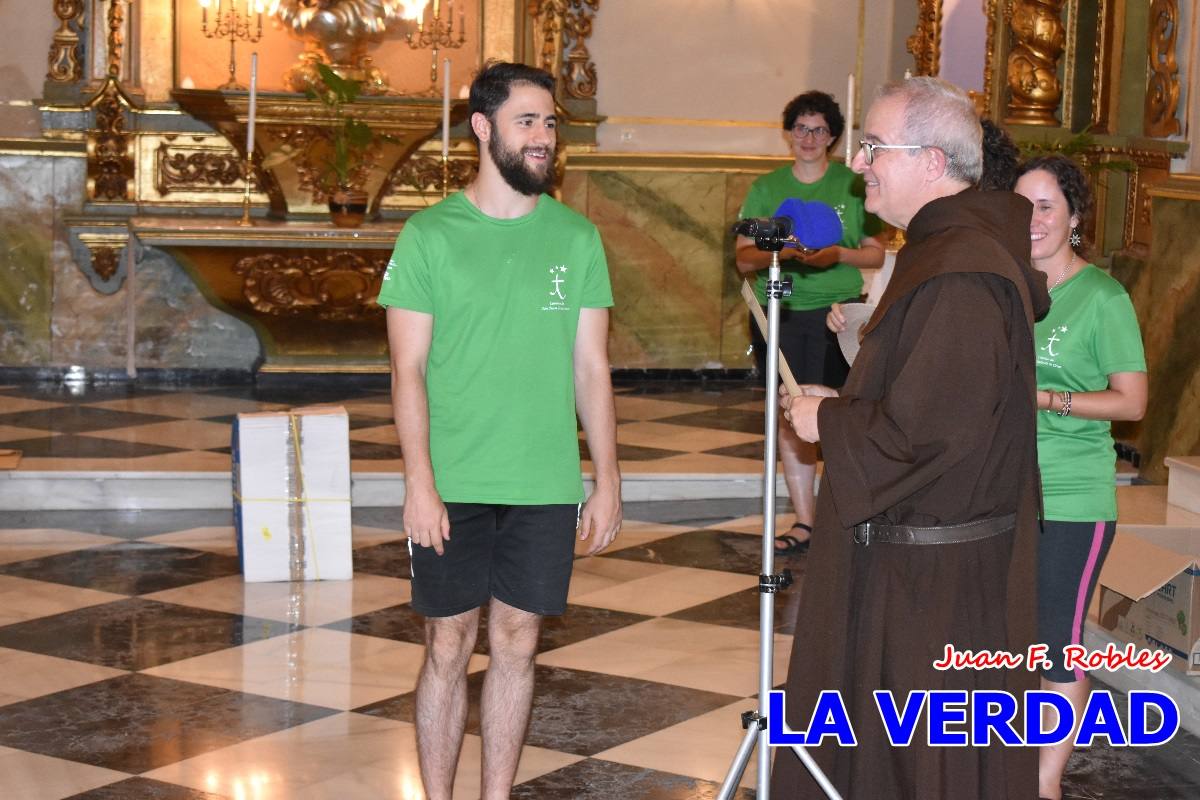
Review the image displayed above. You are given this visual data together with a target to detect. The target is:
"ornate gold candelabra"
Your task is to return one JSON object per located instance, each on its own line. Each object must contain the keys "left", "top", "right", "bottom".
{"left": 199, "top": 0, "right": 265, "bottom": 90}
{"left": 407, "top": 0, "right": 465, "bottom": 86}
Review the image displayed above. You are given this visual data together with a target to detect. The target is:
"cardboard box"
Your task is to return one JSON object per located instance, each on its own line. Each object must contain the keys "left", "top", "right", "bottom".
{"left": 1097, "top": 525, "right": 1200, "bottom": 675}
{"left": 232, "top": 405, "right": 353, "bottom": 583}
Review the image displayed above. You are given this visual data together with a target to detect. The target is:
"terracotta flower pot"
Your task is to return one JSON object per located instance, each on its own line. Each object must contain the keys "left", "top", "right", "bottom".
{"left": 328, "top": 188, "right": 369, "bottom": 228}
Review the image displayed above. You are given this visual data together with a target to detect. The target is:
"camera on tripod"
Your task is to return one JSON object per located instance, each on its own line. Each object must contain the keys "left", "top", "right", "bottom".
{"left": 732, "top": 216, "right": 796, "bottom": 252}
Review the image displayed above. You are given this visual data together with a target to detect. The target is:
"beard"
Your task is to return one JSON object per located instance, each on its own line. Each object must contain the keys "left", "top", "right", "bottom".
{"left": 488, "top": 130, "right": 556, "bottom": 196}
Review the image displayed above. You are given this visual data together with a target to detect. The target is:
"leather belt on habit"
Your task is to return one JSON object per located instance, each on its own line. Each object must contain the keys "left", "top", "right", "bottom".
{"left": 851, "top": 513, "right": 1016, "bottom": 547}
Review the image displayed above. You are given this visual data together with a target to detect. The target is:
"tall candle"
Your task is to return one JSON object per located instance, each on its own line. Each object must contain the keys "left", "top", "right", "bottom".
{"left": 844, "top": 72, "right": 855, "bottom": 164}
{"left": 247, "top": 52, "right": 258, "bottom": 157}
{"left": 442, "top": 57, "right": 451, "bottom": 160}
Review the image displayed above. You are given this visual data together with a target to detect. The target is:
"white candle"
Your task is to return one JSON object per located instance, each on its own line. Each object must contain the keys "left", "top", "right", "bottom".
{"left": 442, "top": 57, "right": 451, "bottom": 160}
{"left": 247, "top": 52, "right": 258, "bottom": 157}
{"left": 844, "top": 72, "right": 855, "bottom": 164}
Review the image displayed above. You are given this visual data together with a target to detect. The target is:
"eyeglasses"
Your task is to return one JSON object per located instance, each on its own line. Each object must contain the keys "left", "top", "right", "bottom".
{"left": 790, "top": 124, "right": 831, "bottom": 140}
{"left": 857, "top": 140, "right": 928, "bottom": 165}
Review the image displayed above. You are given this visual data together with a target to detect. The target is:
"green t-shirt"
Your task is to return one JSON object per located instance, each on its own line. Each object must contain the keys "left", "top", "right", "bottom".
{"left": 739, "top": 162, "right": 882, "bottom": 310}
{"left": 1035, "top": 264, "right": 1145, "bottom": 521}
{"left": 377, "top": 192, "right": 614, "bottom": 505}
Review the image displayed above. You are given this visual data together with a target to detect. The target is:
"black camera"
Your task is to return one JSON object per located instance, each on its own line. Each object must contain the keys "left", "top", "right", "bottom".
{"left": 731, "top": 216, "right": 794, "bottom": 252}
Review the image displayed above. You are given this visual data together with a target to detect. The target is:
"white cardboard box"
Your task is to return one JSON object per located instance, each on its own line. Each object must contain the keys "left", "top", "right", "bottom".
{"left": 232, "top": 405, "right": 353, "bottom": 583}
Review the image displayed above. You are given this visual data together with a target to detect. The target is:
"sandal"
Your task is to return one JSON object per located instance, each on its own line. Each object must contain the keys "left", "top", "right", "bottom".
{"left": 774, "top": 522, "right": 812, "bottom": 555}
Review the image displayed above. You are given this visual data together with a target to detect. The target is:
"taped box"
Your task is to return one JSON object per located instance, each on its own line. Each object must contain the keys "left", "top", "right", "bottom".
{"left": 232, "top": 405, "right": 353, "bottom": 583}
{"left": 1097, "top": 525, "right": 1200, "bottom": 676}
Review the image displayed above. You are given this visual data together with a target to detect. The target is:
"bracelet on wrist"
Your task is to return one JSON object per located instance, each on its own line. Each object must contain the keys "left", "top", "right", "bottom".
{"left": 1056, "top": 389, "right": 1073, "bottom": 418}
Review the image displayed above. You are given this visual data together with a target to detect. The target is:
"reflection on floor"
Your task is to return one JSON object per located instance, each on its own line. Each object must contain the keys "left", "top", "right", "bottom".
{"left": 0, "top": 381, "right": 1195, "bottom": 798}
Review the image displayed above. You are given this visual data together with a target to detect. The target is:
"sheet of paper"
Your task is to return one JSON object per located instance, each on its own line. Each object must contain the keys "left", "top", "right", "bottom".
{"left": 836, "top": 302, "right": 876, "bottom": 366}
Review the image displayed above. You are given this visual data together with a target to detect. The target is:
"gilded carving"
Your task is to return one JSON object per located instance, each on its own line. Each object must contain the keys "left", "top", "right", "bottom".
{"left": 85, "top": 0, "right": 136, "bottom": 201}
{"left": 47, "top": 0, "right": 85, "bottom": 83}
{"left": 90, "top": 246, "right": 120, "bottom": 282}
{"left": 385, "top": 154, "right": 476, "bottom": 196}
{"left": 906, "top": 0, "right": 943, "bottom": 76}
{"left": 155, "top": 139, "right": 254, "bottom": 196}
{"left": 233, "top": 252, "right": 389, "bottom": 321}
{"left": 982, "top": 0, "right": 999, "bottom": 105}
{"left": 272, "top": 0, "right": 417, "bottom": 93}
{"left": 529, "top": 0, "right": 599, "bottom": 100}
{"left": 1145, "top": 0, "right": 1181, "bottom": 137}
{"left": 1005, "top": 0, "right": 1067, "bottom": 125}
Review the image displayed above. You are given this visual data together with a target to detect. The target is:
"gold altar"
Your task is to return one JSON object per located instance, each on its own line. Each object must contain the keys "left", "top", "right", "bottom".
{"left": 130, "top": 216, "right": 404, "bottom": 371}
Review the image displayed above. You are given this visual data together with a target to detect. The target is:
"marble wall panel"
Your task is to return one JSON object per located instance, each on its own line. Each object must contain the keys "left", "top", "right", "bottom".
{"left": 51, "top": 247, "right": 261, "bottom": 371}
{"left": 1116, "top": 197, "right": 1200, "bottom": 481}
{"left": 583, "top": 171, "right": 731, "bottom": 369}
{"left": 0, "top": 155, "right": 75, "bottom": 366}
{"left": 0, "top": 151, "right": 259, "bottom": 372}
{"left": 721, "top": 173, "right": 758, "bottom": 369}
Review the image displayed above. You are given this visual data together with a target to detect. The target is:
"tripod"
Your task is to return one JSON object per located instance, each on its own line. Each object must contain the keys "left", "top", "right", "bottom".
{"left": 716, "top": 243, "right": 842, "bottom": 800}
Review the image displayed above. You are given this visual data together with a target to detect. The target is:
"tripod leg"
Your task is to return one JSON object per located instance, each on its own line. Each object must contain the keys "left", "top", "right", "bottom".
{"left": 716, "top": 723, "right": 759, "bottom": 800}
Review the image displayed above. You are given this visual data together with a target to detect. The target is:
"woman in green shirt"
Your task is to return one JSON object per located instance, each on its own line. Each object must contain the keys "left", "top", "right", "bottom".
{"left": 1014, "top": 155, "right": 1147, "bottom": 800}
{"left": 735, "top": 90, "right": 884, "bottom": 554}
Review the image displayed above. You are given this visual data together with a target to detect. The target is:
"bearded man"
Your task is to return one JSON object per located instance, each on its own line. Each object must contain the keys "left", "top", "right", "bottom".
{"left": 378, "top": 62, "right": 622, "bottom": 800}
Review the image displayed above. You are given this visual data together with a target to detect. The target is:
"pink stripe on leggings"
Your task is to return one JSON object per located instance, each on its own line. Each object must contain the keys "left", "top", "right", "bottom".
{"left": 1071, "top": 521, "right": 1108, "bottom": 681}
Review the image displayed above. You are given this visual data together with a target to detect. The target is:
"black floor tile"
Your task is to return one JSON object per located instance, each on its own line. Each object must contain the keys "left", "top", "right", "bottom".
{"left": 580, "top": 440, "right": 685, "bottom": 462}
{"left": 0, "top": 406, "right": 181, "bottom": 434}
{"left": 351, "top": 539, "right": 412, "bottom": 578}
{"left": 704, "top": 440, "right": 767, "bottom": 461}
{"left": 0, "top": 434, "right": 185, "bottom": 459}
{"left": 356, "top": 664, "right": 740, "bottom": 756}
{"left": 0, "top": 673, "right": 335, "bottom": 774}
{"left": 64, "top": 777, "right": 229, "bottom": 800}
{"left": 654, "top": 408, "right": 765, "bottom": 435}
{"left": 326, "top": 602, "right": 650, "bottom": 656}
{"left": 202, "top": 385, "right": 380, "bottom": 405}
{"left": 0, "top": 542, "right": 240, "bottom": 594}
{"left": 601, "top": 529, "right": 773, "bottom": 575}
{"left": 669, "top": 585, "right": 802, "bottom": 633}
{"left": 0, "top": 597, "right": 293, "bottom": 670}
{"left": 348, "top": 441, "right": 405, "bottom": 460}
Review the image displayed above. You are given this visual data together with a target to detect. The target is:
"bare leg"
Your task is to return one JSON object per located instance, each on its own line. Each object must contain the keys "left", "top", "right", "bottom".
{"left": 1038, "top": 675, "right": 1090, "bottom": 800}
{"left": 778, "top": 424, "right": 817, "bottom": 539}
{"left": 415, "top": 608, "right": 481, "bottom": 800}
{"left": 480, "top": 598, "right": 542, "bottom": 799}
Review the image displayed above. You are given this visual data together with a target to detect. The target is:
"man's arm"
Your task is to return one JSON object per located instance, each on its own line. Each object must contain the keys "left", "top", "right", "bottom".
{"left": 386, "top": 306, "right": 450, "bottom": 555}
{"left": 574, "top": 307, "right": 622, "bottom": 555}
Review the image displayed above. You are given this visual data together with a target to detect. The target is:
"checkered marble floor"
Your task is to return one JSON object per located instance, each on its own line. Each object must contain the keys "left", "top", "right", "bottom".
{"left": 0, "top": 381, "right": 771, "bottom": 475}
{"left": 0, "top": 382, "right": 1196, "bottom": 798}
{"left": 0, "top": 497, "right": 802, "bottom": 799}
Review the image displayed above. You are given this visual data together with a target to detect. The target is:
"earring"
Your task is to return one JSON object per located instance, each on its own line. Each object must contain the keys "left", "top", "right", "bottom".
{"left": 1069, "top": 227, "right": 1082, "bottom": 248}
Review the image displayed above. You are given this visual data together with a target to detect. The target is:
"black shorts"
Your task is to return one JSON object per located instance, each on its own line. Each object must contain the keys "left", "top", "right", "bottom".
{"left": 408, "top": 502, "right": 580, "bottom": 618}
{"left": 750, "top": 304, "right": 851, "bottom": 388}
{"left": 1037, "top": 519, "right": 1117, "bottom": 683}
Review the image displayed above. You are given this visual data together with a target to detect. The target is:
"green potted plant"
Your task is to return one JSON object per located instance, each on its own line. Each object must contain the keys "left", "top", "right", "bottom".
{"left": 300, "top": 63, "right": 379, "bottom": 226}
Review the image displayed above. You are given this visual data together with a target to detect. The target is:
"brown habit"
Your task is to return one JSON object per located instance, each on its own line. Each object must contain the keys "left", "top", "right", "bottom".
{"left": 771, "top": 190, "right": 1050, "bottom": 800}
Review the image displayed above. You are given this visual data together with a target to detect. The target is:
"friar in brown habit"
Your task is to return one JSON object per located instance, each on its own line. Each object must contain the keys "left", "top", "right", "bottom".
{"left": 773, "top": 78, "right": 1050, "bottom": 800}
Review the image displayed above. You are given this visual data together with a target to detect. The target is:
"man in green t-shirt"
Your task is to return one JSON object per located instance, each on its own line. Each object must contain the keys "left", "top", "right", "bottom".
{"left": 378, "top": 63, "right": 621, "bottom": 800}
